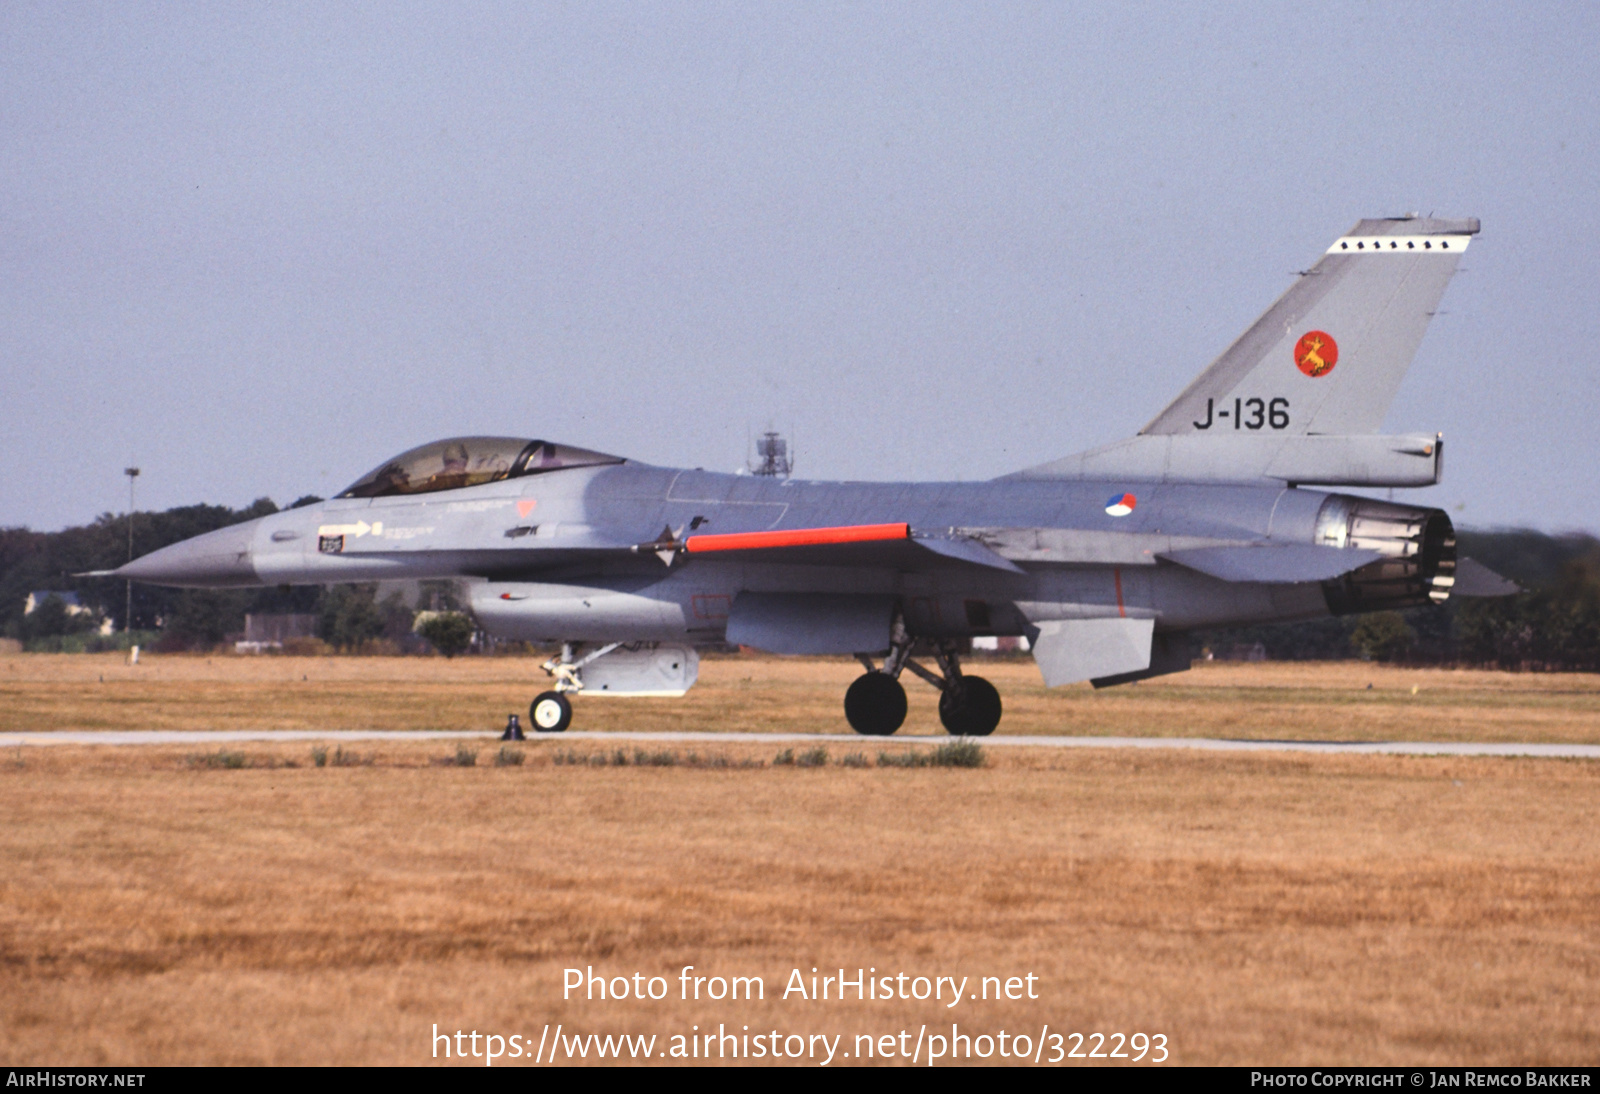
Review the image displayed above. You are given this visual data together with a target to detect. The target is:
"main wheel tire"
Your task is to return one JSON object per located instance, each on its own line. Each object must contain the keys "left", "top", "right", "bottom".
{"left": 938, "top": 675, "right": 1002, "bottom": 736}
{"left": 530, "top": 691, "right": 573, "bottom": 733}
{"left": 844, "top": 672, "right": 907, "bottom": 735}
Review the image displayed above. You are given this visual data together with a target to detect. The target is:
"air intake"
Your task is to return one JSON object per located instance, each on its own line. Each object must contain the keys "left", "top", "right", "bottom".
{"left": 1313, "top": 496, "right": 1457, "bottom": 614}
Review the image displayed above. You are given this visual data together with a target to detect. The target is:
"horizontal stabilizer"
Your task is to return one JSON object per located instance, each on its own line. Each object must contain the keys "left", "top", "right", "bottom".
{"left": 1031, "top": 617, "right": 1154, "bottom": 687}
{"left": 1161, "top": 544, "right": 1382, "bottom": 583}
{"left": 1451, "top": 556, "right": 1521, "bottom": 597}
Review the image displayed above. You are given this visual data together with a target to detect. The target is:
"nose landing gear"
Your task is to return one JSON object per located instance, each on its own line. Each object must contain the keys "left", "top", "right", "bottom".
{"left": 530, "top": 691, "right": 573, "bottom": 733}
{"left": 530, "top": 641, "right": 622, "bottom": 733}
{"left": 847, "top": 620, "right": 1003, "bottom": 737}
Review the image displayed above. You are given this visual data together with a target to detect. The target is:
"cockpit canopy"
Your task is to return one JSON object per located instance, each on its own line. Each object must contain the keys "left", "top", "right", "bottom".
{"left": 337, "top": 437, "right": 624, "bottom": 499}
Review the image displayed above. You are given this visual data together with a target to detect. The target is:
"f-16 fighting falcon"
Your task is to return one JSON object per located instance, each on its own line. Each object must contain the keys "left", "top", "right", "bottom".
{"left": 113, "top": 215, "right": 1516, "bottom": 736}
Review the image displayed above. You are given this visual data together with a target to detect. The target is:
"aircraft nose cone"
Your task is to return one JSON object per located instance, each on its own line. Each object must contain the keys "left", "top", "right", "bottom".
{"left": 117, "top": 520, "right": 261, "bottom": 587}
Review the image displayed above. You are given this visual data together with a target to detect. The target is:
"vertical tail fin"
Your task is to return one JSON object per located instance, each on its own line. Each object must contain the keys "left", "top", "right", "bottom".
{"left": 1142, "top": 216, "right": 1478, "bottom": 436}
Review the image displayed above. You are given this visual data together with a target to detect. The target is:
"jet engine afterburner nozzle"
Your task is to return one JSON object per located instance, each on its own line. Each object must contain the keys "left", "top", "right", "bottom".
{"left": 1314, "top": 495, "right": 1457, "bottom": 614}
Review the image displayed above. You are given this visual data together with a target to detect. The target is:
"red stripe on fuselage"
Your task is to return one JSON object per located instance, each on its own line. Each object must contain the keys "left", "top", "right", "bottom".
{"left": 1114, "top": 567, "right": 1126, "bottom": 618}
{"left": 685, "top": 522, "right": 910, "bottom": 553}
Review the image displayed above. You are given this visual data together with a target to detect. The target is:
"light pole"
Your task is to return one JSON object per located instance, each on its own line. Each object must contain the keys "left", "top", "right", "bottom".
{"left": 124, "top": 467, "right": 139, "bottom": 635}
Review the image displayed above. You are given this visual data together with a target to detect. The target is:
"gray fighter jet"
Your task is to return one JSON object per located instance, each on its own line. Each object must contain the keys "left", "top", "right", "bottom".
{"left": 115, "top": 215, "right": 1517, "bottom": 736}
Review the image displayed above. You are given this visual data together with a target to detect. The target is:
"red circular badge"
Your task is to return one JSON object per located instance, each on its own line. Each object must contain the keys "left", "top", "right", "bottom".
{"left": 1294, "top": 331, "right": 1338, "bottom": 378}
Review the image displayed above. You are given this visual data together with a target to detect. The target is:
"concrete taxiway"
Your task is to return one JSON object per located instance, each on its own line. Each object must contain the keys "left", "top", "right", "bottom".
{"left": 2, "top": 730, "right": 1598, "bottom": 759}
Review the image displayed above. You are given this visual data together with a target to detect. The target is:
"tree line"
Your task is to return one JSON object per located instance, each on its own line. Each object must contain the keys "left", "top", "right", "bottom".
{"left": 0, "top": 497, "right": 471, "bottom": 654}
{"left": 1193, "top": 529, "right": 1600, "bottom": 670}
{"left": 3, "top": 501, "right": 1598, "bottom": 669}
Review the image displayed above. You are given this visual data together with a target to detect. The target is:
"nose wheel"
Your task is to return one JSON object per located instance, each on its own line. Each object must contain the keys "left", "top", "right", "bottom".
{"left": 530, "top": 691, "right": 573, "bottom": 733}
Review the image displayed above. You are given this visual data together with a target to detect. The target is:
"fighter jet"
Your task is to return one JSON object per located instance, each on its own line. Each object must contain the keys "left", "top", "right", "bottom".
{"left": 114, "top": 215, "right": 1517, "bottom": 736}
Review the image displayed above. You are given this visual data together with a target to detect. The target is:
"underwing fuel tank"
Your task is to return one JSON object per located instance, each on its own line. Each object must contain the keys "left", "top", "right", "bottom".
{"left": 1314, "top": 495, "right": 1457, "bottom": 613}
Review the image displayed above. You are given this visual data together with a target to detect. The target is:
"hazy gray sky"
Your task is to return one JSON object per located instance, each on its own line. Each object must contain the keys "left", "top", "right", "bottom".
{"left": 3, "top": 2, "right": 1596, "bottom": 531}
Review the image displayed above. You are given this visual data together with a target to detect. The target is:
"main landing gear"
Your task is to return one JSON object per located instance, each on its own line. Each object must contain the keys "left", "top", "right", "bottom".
{"left": 846, "top": 619, "right": 1002, "bottom": 737}
{"left": 844, "top": 672, "right": 907, "bottom": 736}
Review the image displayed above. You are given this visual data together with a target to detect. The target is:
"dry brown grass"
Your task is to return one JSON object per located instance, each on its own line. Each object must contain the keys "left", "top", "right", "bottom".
{"left": 2, "top": 656, "right": 1599, "bottom": 1066}
{"left": 2, "top": 747, "right": 1598, "bottom": 1066}
{"left": 4, "top": 651, "right": 1600, "bottom": 743}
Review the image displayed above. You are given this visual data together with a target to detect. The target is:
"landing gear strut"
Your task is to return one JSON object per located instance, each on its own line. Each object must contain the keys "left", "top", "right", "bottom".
{"left": 846, "top": 617, "right": 1003, "bottom": 737}
{"left": 531, "top": 641, "right": 622, "bottom": 733}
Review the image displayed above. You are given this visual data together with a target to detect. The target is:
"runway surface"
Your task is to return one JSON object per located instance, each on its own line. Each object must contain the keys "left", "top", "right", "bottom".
{"left": 3, "top": 729, "right": 1598, "bottom": 758}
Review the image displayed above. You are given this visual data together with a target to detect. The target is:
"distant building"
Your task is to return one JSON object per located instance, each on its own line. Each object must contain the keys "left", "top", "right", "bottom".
{"left": 235, "top": 613, "right": 319, "bottom": 653}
